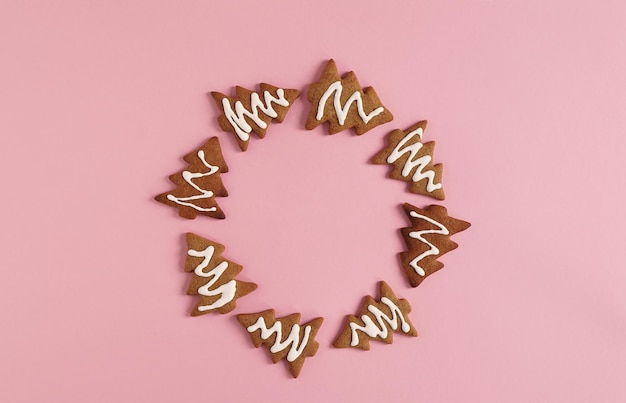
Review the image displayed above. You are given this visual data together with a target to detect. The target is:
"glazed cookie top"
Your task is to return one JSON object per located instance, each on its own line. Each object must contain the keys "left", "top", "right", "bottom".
{"left": 305, "top": 59, "right": 394, "bottom": 135}
{"left": 372, "top": 121, "right": 445, "bottom": 200}
{"left": 211, "top": 84, "right": 300, "bottom": 151}
{"left": 400, "top": 203, "right": 471, "bottom": 287}
{"left": 237, "top": 310, "right": 323, "bottom": 378}
{"left": 155, "top": 137, "right": 229, "bottom": 219}
{"left": 184, "top": 233, "right": 257, "bottom": 315}
{"left": 334, "top": 281, "right": 417, "bottom": 350}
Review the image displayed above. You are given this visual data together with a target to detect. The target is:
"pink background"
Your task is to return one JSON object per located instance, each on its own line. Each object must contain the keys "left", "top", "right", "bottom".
{"left": 1, "top": 1, "right": 625, "bottom": 402}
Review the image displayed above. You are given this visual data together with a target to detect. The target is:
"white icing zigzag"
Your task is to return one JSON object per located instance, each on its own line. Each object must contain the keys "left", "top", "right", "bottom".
{"left": 349, "top": 297, "right": 412, "bottom": 346}
{"left": 246, "top": 317, "right": 312, "bottom": 363}
{"left": 166, "top": 150, "right": 219, "bottom": 212}
{"left": 222, "top": 88, "right": 290, "bottom": 142}
{"left": 406, "top": 210, "right": 449, "bottom": 276}
{"left": 188, "top": 245, "right": 236, "bottom": 312}
{"left": 316, "top": 81, "right": 385, "bottom": 125}
{"left": 386, "top": 127, "right": 442, "bottom": 193}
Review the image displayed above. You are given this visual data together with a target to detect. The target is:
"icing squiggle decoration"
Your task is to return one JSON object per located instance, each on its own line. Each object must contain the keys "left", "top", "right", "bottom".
{"left": 349, "top": 297, "right": 412, "bottom": 347}
{"left": 155, "top": 137, "right": 228, "bottom": 219}
{"left": 247, "top": 317, "right": 312, "bottom": 363}
{"left": 316, "top": 81, "right": 385, "bottom": 125}
{"left": 185, "top": 233, "right": 257, "bottom": 316}
{"left": 166, "top": 150, "right": 219, "bottom": 212}
{"left": 400, "top": 204, "right": 471, "bottom": 288}
{"left": 222, "top": 89, "right": 290, "bottom": 142}
{"left": 238, "top": 311, "right": 322, "bottom": 377}
{"left": 386, "top": 127, "right": 443, "bottom": 193}
{"left": 305, "top": 59, "right": 393, "bottom": 135}
{"left": 407, "top": 210, "right": 449, "bottom": 276}
{"left": 188, "top": 245, "right": 236, "bottom": 312}
{"left": 333, "top": 281, "right": 417, "bottom": 350}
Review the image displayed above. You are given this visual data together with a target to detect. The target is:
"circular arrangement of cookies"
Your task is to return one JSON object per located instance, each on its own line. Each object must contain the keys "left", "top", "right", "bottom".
{"left": 154, "top": 59, "right": 470, "bottom": 378}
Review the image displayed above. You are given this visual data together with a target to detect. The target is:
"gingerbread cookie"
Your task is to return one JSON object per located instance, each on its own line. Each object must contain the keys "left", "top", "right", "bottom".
{"left": 334, "top": 281, "right": 417, "bottom": 350}
{"left": 154, "top": 137, "right": 229, "bottom": 219}
{"left": 237, "top": 310, "right": 323, "bottom": 378}
{"left": 400, "top": 203, "right": 471, "bottom": 287}
{"left": 372, "top": 120, "right": 445, "bottom": 200}
{"left": 185, "top": 233, "right": 257, "bottom": 316}
{"left": 211, "top": 83, "right": 300, "bottom": 151}
{"left": 305, "top": 59, "right": 393, "bottom": 135}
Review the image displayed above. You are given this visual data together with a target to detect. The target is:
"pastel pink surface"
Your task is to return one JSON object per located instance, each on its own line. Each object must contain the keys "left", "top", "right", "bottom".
{"left": 1, "top": 1, "right": 625, "bottom": 402}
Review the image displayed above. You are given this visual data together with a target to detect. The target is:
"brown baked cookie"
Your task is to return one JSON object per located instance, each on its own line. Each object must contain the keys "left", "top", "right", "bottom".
{"left": 154, "top": 137, "right": 229, "bottom": 219}
{"left": 305, "top": 59, "right": 393, "bottom": 135}
{"left": 371, "top": 121, "right": 445, "bottom": 200}
{"left": 211, "top": 84, "right": 300, "bottom": 151}
{"left": 237, "top": 310, "right": 323, "bottom": 378}
{"left": 334, "top": 281, "right": 417, "bottom": 350}
{"left": 400, "top": 203, "right": 471, "bottom": 287}
{"left": 185, "top": 233, "right": 257, "bottom": 316}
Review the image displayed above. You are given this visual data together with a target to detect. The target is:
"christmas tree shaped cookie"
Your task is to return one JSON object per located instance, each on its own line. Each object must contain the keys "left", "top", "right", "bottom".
{"left": 211, "top": 83, "right": 300, "bottom": 151}
{"left": 155, "top": 137, "right": 229, "bottom": 219}
{"left": 305, "top": 59, "right": 393, "bottom": 135}
{"left": 372, "top": 120, "right": 444, "bottom": 200}
{"left": 400, "top": 203, "right": 471, "bottom": 287}
{"left": 185, "top": 233, "right": 257, "bottom": 316}
{"left": 237, "top": 310, "right": 323, "bottom": 378}
{"left": 334, "top": 281, "right": 417, "bottom": 350}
